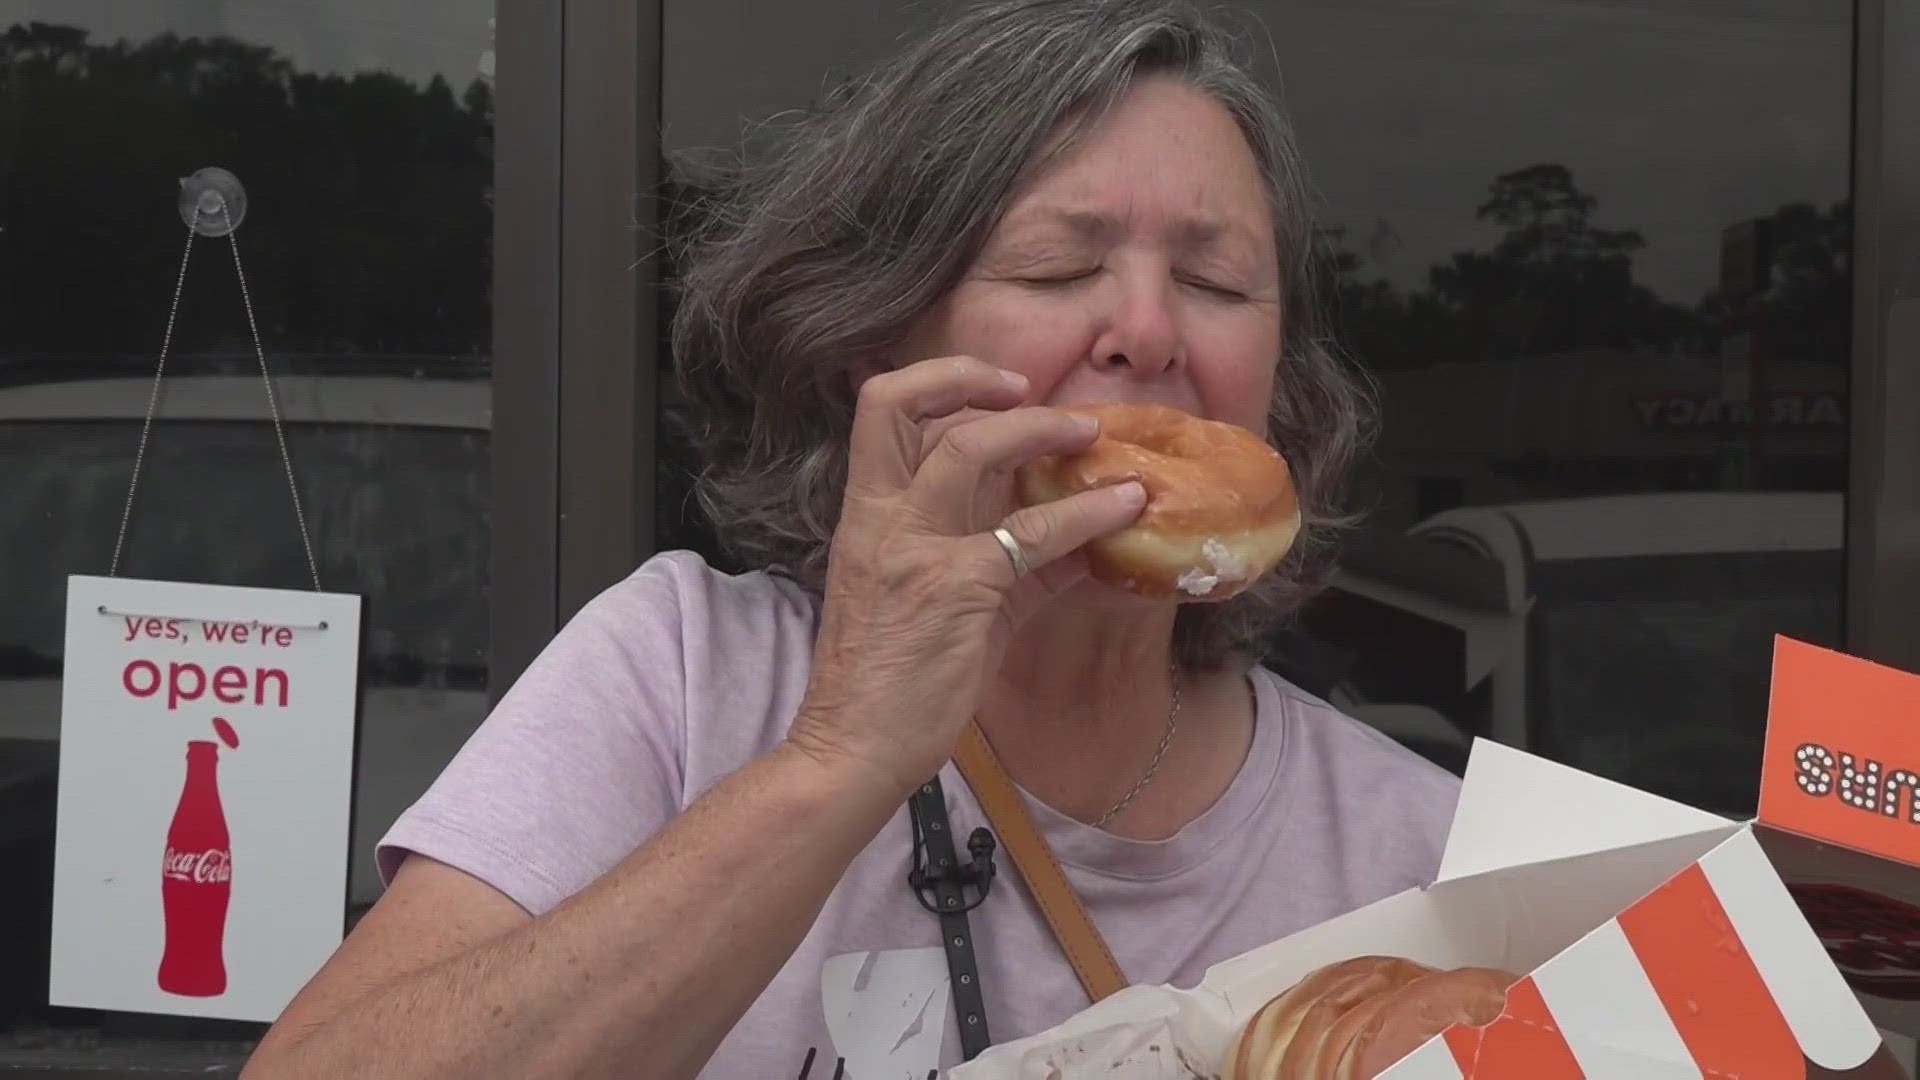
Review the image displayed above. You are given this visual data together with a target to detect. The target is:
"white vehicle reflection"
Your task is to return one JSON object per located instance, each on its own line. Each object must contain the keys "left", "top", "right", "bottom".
{"left": 1315, "top": 491, "right": 1844, "bottom": 817}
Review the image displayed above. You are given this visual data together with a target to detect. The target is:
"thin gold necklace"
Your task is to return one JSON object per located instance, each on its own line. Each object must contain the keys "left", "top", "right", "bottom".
{"left": 1093, "top": 660, "right": 1181, "bottom": 829}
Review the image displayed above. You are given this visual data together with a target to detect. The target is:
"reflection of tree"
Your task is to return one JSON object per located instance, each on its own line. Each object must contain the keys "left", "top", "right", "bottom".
{"left": 1316, "top": 224, "right": 1461, "bottom": 370}
{"left": 1432, "top": 164, "right": 1690, "bottom": 358}
{"left": 1320, "top": 163, "right": 1850, "bottom": 370}
{"left": 0, "top": 22, "right": 493, "bottom": 377}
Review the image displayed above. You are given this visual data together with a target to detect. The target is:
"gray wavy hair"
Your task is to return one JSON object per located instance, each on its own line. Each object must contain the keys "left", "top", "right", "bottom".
{"left": 669, "top": 0, "right": 1375, "bottom": 672}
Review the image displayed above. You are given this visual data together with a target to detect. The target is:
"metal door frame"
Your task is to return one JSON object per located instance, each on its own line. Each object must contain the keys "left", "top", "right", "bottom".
{"left": 1847, "top": 0, "right": 1920, "bottom": 673}
{"left": 491, "top": 0, "right": 663, "bottom": 700}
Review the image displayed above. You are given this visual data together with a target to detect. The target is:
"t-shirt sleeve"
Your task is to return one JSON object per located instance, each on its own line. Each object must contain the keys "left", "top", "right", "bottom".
{"left": 375, "top": 554, "right": 691, "bottom": 916}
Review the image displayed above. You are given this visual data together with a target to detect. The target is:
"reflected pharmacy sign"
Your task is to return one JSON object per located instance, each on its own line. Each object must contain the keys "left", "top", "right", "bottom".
{"left": 1633, "top": 393, "right": 1847, "bottom": 431}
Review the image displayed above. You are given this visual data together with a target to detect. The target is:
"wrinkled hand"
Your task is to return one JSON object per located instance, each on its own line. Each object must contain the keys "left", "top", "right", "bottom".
{"left": 785, "top": 355, "right": 1147, "bottom": 800}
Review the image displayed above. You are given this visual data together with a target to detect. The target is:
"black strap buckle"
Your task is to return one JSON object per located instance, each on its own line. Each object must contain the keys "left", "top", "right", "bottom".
{"left": 907, "top": 776, "right": 996, "bottom": 1061}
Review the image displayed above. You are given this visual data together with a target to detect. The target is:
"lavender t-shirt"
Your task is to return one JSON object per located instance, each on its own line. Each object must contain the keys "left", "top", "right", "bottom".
{"left": 376, "top": 550, "right": 1461, "bottom": 1078}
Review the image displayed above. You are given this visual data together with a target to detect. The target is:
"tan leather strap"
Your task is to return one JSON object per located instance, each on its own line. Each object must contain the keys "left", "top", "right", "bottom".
{"left": 951, "top": 721, "right": 1129, "bottom": 1004}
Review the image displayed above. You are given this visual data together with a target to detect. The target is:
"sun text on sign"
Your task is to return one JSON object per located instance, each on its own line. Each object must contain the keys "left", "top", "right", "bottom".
{"left": 1791, "top": 744, "right": 1920, "bottom": 825}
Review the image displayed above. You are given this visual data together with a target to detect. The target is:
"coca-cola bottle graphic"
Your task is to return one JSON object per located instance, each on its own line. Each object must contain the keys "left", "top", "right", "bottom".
{"left": 158, "top": 738, "right": 231, "bottom": 996}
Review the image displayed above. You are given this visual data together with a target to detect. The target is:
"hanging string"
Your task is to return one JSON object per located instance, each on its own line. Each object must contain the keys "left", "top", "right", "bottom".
{"left": 107, "top": 190, "right": 323, "bottom": 592}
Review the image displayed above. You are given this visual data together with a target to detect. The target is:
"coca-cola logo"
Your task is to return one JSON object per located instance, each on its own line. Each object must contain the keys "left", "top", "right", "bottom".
{"left": 1787, "top": 882, "right": 1920, "bottom": 1000}
{"left": 163, "top": 846, "right": 232, "bottom": 886}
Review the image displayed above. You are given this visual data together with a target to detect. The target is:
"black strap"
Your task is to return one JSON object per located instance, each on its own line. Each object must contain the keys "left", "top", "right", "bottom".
{"left": 906, "top": 776, "right": 997, "bottom": 1062}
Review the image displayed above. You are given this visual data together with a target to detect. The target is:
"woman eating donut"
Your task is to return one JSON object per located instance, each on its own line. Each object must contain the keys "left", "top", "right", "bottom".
{"left": 243, "top": 1, "right": 1468, "bottom": 1076}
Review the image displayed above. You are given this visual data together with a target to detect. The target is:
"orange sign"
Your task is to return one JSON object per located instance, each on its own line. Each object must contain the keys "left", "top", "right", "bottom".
{"left": 1759, "top": 636, "right": 1920, "bottom": 867}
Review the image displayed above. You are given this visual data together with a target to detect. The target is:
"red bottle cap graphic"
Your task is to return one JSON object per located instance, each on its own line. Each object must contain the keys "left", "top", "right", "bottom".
{"left": 212, "top": 717, "right": 239, "bottom": 750}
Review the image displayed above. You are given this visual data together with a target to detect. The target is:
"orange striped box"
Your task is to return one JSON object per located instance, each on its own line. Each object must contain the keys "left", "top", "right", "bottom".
{"left": 953, "top": 636, "right": 1916, "bottom": 1079}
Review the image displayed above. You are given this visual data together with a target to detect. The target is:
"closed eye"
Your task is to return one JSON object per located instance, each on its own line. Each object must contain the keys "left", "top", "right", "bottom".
{"left": 1181, "top": 277, "right": 1247, "bottom": 300}
{"left": 1016, "top": 269, "right": 1099, "bottom": 287}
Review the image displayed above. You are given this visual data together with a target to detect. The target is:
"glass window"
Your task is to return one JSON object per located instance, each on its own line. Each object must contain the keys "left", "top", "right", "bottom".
{"left": 1531, "top": 547, "right": 1842, "bottom": 812}
{"left": 658, "top": 0, "right": 1853, "bottom": 814}
{"left": 0, "top": 2, "right": 494, "bottom": 1050}
{"left": 1288, "top": 3, "right": 1852, "bottom": 813}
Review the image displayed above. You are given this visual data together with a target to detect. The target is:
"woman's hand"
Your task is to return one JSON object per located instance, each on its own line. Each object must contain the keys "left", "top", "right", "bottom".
{"left": 786, "top": 355, "right": 1148, "bottom": 800}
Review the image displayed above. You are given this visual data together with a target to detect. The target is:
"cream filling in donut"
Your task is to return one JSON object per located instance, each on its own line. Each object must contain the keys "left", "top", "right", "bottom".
{"left": 1175, "top": 537, "right": 1250, "bottom": 596}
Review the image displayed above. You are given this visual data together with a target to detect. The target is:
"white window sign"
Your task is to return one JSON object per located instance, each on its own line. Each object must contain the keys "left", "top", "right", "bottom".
{"left": 50, "top": 574, "right": 361, "bottom": 1024}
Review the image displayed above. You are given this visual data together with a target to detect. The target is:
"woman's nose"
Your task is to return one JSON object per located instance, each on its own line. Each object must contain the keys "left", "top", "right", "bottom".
{"left": 1088, "top": 274, "right": 1180, "bottom": 377}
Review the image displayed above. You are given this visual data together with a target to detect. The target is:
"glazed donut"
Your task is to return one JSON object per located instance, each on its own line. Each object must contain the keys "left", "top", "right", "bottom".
{"left": 1327, "top": 967, "right": 1518, "bottom": 1080}
{"left": 1224, "top": 957, "right": 1433, "bottom": 1080}
{"left": 1276, "top": 958, "right": 1435, "bottom": 1080}
{"left": 1013, "top": 403, "right": 1300, "bottom": 601}
{"left": 1224, "top": 957, "right": 1518, "bottom": 1080}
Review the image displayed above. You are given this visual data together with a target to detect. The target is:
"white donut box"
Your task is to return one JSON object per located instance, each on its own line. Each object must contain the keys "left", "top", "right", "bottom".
{"left": 950, "top": 636, "right": 1920, "bottom": 1078}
